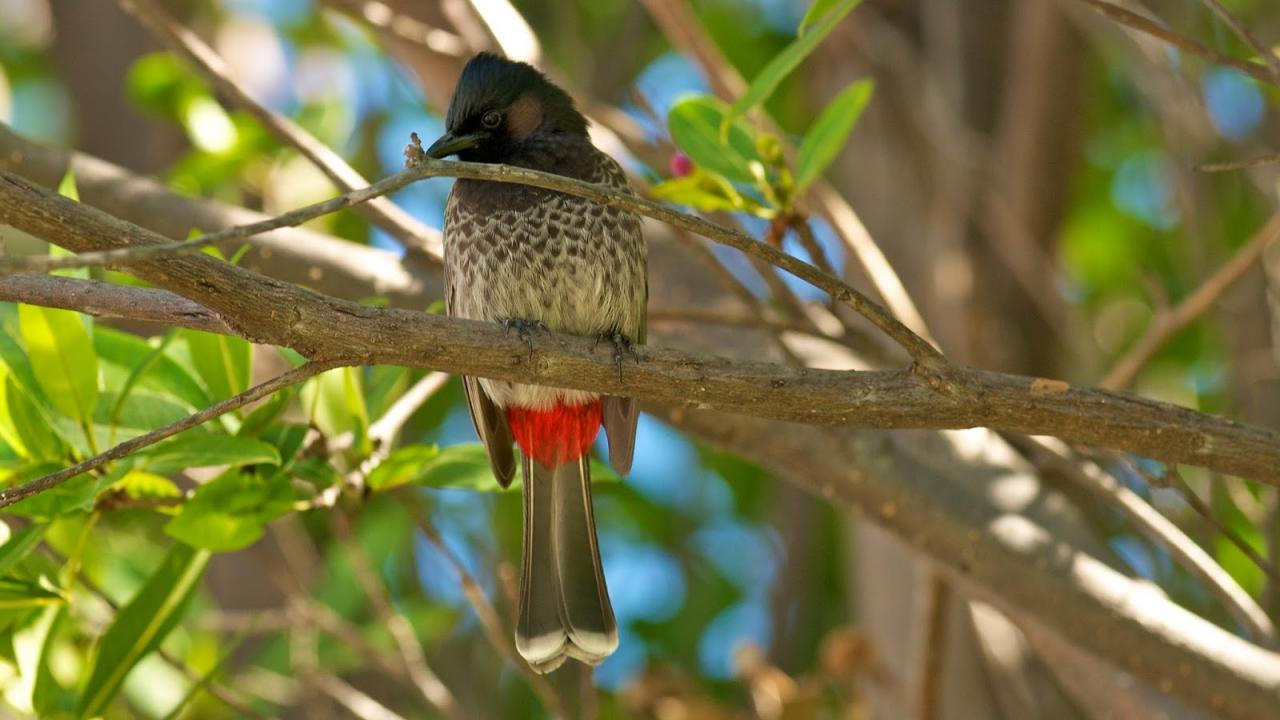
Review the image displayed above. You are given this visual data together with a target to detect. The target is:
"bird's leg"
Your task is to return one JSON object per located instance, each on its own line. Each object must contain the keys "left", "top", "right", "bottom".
{"left": 501, "top": 318, "right": 548, "bottom": 360}
{"left": 594, "top": 329, "right": 639, "bottom": 381}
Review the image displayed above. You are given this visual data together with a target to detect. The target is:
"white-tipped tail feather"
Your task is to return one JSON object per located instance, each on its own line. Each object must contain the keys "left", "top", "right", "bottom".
{"left": 516, "top": 455, "right": 618, "bottom": 673}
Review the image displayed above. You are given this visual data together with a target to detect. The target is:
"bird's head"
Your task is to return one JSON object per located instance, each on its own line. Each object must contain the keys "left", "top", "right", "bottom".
{"left": 426, "top": 53, "right": 589, "bottom": 163}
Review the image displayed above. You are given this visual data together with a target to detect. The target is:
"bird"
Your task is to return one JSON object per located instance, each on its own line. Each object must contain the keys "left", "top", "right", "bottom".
{"left": 423, "top": 52, "right": 647, "bottom": 674}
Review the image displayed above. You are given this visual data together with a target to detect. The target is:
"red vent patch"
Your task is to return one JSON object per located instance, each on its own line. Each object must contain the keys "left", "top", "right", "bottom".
{"left": 505, "top": 400, "right": 603, "bottom": 467}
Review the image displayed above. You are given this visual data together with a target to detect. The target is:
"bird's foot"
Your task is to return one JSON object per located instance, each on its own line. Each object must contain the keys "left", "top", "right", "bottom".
{"left": 501, "top": 318, "right": 548, "bottom": 360}
{"left": 594, "top": 330, "right": 639, "bottom": 381}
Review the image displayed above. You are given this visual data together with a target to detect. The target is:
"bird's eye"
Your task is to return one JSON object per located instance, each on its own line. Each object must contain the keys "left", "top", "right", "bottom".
{"left": 481, "top": 111, "right": 501, "bottom": 128}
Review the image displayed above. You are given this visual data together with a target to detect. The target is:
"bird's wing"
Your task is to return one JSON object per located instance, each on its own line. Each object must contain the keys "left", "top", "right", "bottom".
{"left": 602, "top": 170, "right": 646, "bottom": 476}
{"left": 445, "top": 210, "right": 516, "bottom": 488}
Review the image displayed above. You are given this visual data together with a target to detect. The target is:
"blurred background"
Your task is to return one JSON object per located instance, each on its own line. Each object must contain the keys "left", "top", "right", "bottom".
{"left": 0, "top": 0, "right": 1278, "bottom": 718}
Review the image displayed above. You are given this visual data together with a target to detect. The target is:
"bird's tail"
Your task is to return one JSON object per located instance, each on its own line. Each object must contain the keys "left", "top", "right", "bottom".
{"left": 515, "top": 453, "right": 618, "bottom": 673}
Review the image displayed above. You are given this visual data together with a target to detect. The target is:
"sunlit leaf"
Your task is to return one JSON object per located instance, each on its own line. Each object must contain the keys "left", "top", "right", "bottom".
{"left": 115, "top": 472, "right": 182, "bottom": 501}
{"left": 651, "top": 173, "right": 746, "bottom": 214}
{"left": 78, "top": 543, "right": 210, "bottom": 719}
{"left": 668, "top": 95, "right": 765, "bottom": 183}
{"left": 799, "top": 0, "right": 846, "bottom": 34}
{"left": 3, "top": 378, "right": 64, "bottom": 463}
{"left": 0, "top": 524, "right": 47, "bottom": 579}
{"left": 725, "top": 0, "right": 861, "bottom": 126}
{"left": 19, "top": 305, "right": 99, "bottom": 426}
{"left": 181, "top": 330, "right": 250, "bottom": 403}
{"left": 11, "top": 604, "right": 61, "bottom": 715}
{"left": 94, "top": 328, "right": 209, "bottom": 411}
{"left": 139, "top": 434, "right": 280, "bottom": 474}
{"left": 301, "top": 367, "right": 368, "bottom": 450}
{"left": 795, "top": 79, "right": 873, "bottom": 191}
{"left": 164, "top": 471, "right": 294, "bottom": 552}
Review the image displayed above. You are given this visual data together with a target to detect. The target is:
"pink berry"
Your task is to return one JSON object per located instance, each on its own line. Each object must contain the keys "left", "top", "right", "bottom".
{"left": 669, "top": 153, "right": 693, "bottom": 177}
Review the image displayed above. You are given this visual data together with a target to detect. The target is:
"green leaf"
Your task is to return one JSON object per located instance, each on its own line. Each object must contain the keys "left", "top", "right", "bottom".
{"left": 301, "top": 367, "right": 368, "bottom": 447}
{"left": 366, "top": 444, "right": 442, "bottom": 492}
{"left": 57, "top": 169, "right": 79, "bottom": 201}
{"left": 0, "top": 577, "right": 65, "bottom": 609}
{"left": 725, "top": 0, "right": 861, "bottom": 126}
{"left": 95, "top": 390, "right": 193, "bottom": 432}
{"left": 164, "top": 471, "right": 293, "bottom": 551}
{"left": 139, "top": 434, "right": 280, "bottom": 474}
{"left": 181, "top": 330, "right": 250, "bottom": 403}
{"left": 2, "top": 463, "right": 107, "bottom": 519}
{"left": 668, "top": 95, "right": 765, "bottom": 183}
{"left": 3, "top": 377, "right": 65, "bottom": 462}
{"left": 114, "top": 471, "right": 182, "bottom": 500}
{"left": 78, "top": 543, "right": 210, "bottom": 719}
{"left": 794, "top": 78, "right": 874, "bottom": 191}
{"left": 19, "top": 305, "right": 99, "bottom": 425}
{"left": 236, "top": 386, "right": 293, "bottom": 437}
{"left": 94, "top": 328, "right": 209, "bottom": 411}
{"left": 12, "top": 604, "right": 61, "bottom": 715}
{"left": 799, "top": 0, "right": 846, "bottom": 34}
{"left": 0, "top": 524, "right": 48, "bottom": 578}
{"left": 368, "top": 443, "right": 621, "bottom": 493}
{"left": 651, "top": 172, "right": 746, "bottom": 213}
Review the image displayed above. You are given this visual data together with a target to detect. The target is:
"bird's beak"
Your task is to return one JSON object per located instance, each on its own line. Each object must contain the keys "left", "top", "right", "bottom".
{"left": 425, "top": 131, "right": 483, "bottom": 159}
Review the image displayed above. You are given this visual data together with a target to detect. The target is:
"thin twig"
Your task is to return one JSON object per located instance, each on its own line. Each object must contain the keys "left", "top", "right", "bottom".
{"left": 332, "top": 512, "right": 465, "bottom": 720}
{"left": 0, "top": 361, "right": 340, "bottom": 509}
{"left": 1164, "top": 468, "right": 1280, "bottom": 592}
{"left": 0, "top": 167, "right": 430, "bottom": 273}
{"left": 1196, "top": 151, "right": 1280, "bottom": 173}
{"left": 1021, "top": 437, "right": 1277, "bottom": 645}
{"left": 309, "top": 672, "right": 408, "bottom": 720}
{"left": 323, "top": 0, "right": 469, "bottom": 56}
{"left": 117, "top": 0, "right": 438, "bottom": 257}
{"left": 1195, "top": 0, "right": 1280, "bottom": 80}
{"left": 368, "top": 372, "right": 449, "bottom": 447}
{"left": 1074, "top": 0, "right": 1280, "bottom": 87}
{"left": 1102, "top": 211, "right": 1280, "bottom": 389}
{"left": 401, "top": 496, "right": 567, "bottom": 719}
{"left": 402, "top": 145, "right": 943, "bottom": 364}
{"left": 914, "top": 575, "right": 949, "bottom": 720}
{"left": 639, "top": 0, "right": 938, "bottom": 347}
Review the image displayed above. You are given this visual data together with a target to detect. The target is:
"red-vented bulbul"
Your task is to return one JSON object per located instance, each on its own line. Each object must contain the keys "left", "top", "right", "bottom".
{"left": 425, "top": 53, "right": 646, "bottom": 674}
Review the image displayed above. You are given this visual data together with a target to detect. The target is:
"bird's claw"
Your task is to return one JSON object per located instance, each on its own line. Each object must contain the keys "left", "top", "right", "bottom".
{"left": 501, "top": 318, "right": 548, "bottom": 360}
{"left": 595, "top": 330, "right": 639, "bottom": 382}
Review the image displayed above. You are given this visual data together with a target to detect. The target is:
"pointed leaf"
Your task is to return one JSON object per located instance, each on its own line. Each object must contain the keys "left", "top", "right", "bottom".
{"left": 799, "top": 0, "right": 845, "bottom": 34}
{"left": 795, "top": 78, "right": 874, "bottom": 190}
{"left": 94, "top": 328, "right": 209, "bottom": 411}
{"left": 0, "top": 524, "right": 48, "bottom": 578}
{"left": 668, "top": 95, "right": 765, "bottom": 183}
{"left": 19, "top": 305, "right": 99, "bottom": 424}
{"left": 725, "top": 0, "right": 861, "bottom": 125}
{"left": 115, "top": 471, "right": 182, "bottom": 500}
{"left": 11, "top": 604, "right": 60, "bottom": 715}
{"left": 78, "top": 543, "right": 210, "bottom": 719}
{"left": 164, "top": 471, "right": 293, "bottom": 551}
{"left": 139, "top": 434, "right": 280, "bottom": 474}
{"left": 182, "top": 330, "right": 250, "bottom": 403}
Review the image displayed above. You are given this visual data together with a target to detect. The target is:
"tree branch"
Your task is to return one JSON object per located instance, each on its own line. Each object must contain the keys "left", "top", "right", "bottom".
{"left": 0, "top": 274, "right": 232, "bottom": 334}
{"left": 1074, "top": 0, "right": 1280, "bottom": 87}
{"left": 0, "top": 360, "right": 338, "bottom": 509}
{"left": 1102, "top": 210, "right": 1280, "bottom": 390}
{"left": 117, "top": 0, "right": 440, "bottom": 258}
{"left": 1, "top": 170, "right": 1277, "bottom": 484}
{"left": 0, "top": 123, "right": 438, "bottom": 306}
{"left": 668, "top": 408, "right": 1280, "bottom": 720}
{"left": 3, "top": 166, "right": 1279, "bottom": 718}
